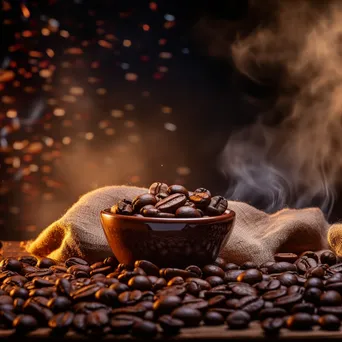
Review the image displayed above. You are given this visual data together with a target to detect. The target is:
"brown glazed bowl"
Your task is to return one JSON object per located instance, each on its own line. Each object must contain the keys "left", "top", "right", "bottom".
{"left": 100, "top": 209, "right": 235, "bottom": 268}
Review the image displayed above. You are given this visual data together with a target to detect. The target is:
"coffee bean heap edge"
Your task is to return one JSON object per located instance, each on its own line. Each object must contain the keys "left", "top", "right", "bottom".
{"left": 0, "top": 250, "right": 341, "bottom": 337}
{"left": 110, "top": 182, "right": 229, "bottom": 218}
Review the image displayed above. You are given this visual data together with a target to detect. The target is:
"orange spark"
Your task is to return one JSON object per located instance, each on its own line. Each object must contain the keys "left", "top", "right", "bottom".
{"left": 21, "top": 4, "right": 30, "bottom": 18}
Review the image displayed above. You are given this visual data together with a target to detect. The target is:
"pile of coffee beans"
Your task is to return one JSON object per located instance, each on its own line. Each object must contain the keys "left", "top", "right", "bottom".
{"left": 110, "top": 182, "right": 229, "bottom": 218}
{"left": 0, "top": 250, "right": 342, "bottom": 337}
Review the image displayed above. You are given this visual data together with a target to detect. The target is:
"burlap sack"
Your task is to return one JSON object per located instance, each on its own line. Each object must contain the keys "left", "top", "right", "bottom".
{"left": 26, "top": 185, "right": 333, "bottom": 265}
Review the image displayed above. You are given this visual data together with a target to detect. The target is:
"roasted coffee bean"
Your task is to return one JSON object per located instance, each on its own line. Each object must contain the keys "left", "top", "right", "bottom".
{"left": 47, "top": 296, "right": 72, "bottom": 312}
{"left": 141, "top": 207, "right": 160, "bottom": 217}
{"left": 50, "top": 266, "right": 67, "bottom": 274}
{"left": 231, "top": 284, "right": 257, "bottom": 298}
{"left": 37, "top": 258, "right": 56, "bottom": 269}
{"left": 110, "top": 317, "right": 134, "bottom": 334}
{"left": 225, "top": 270, "right": 244, "bottom": 282}
{"left": 167, "top": 276, "right": 184, "bottom": 286}
{"left": 185, "top": 282, "right": 200, "bottom": 296}
{"left": 55, "top": 278, "right": 71, "bottom": 297}
{"left": 320, "top": 290, "right": 342, "bottom": 306}
{"left": 118, "top": 271, "right": 140, "bottom": 284}
{"left": 257, "top": 280, "right": 281, "bottom": 292}
{"left": 158, "top": 314, "right": 184, "bottom": 335}
{"left": 304, "top": 277, "right": 324, "bottom": 289}
{"left": 237, "top": 269, "right": 262, "bottom": 285}
{"left": 171, "top": 306, "right": 202, "bottom": 327}
{"left": 208, "top": 295, "right": 226, "bottom": 308}
{"left": 155, "top": 193, "right": 187, "bottom": 213}
{"left": 164, "top": 268, "right": 196, "bottom": 281}
{"left": 175, "top": 206, "right": 201, "bottom": 218}
{"left": 4, "top": 275, "right": 28, "bottom": 287}
{"left": 287, "top": 285, "right": 305, "bottom": 295}
{"left": 0, "top": 258, "right": 22, "bottom": 272}
{"left": 9, "top": 287, "right": 28, "bottom": 299}
{"left": 206, "top": 276, "right": 224, "bottom": 288}
{"left": 305, "top": 265, "right": 326, "bottom": 278}
{"left": 156, "top": 212, "right": 176, "bottom": 218}
{"left": 128, "top": 275, "right": 152, "bottom": 291}
{"left": 134, "top": 260, "right": 159, "bottom": 277}
{"left": 261, "top": 317, "right": 284, "bottom": 335}
{"left": 112, "top": 304, "right": 147, "bottom": 317}
{"left": 241, "top": 261, "right": 258, "bottom": 270}
{"left": 118, "top": 290, "right": 142, "bottom": 305}
{"left": 18, "top": 256, "right": 38, "bottom": 266}
{"left": 203, "top": 311, "right": 225, "bottom": 326}
{"left": 90, "top": 266, "right": 112, "bottom": 276}
{"left": 0, "top": 310, "right": 16, "bottom": 327}
{"left": 268, "top": 262, "right": 297, "bottom": 274}
{"left": 131, "top": 320, "right": 158, "bottom": 337}
{"left": 304, "top": 287, "right": 322, "bottom": 304}
{"left": 287, "top": 312, "right": 314, "bottom": 330}
{"left": 319, "top": 314, "right": 341, "bottom": 331}
{"left": 13, "top": 314, "right": 38, "bottom": 333}
{"left": 13, "top": 297, "right": 25, "bottom": 312}
{"left": 33, "top": 277, "right": 54, "bottom": 288}
{"left": 167, "top": 185, "right": 189, "bottom": 197}
{"left": 277, "top": 273, "right": 298, "bottom": 287}
{"left": 225, "top": 298, "right": 240, "bottom": 309}
{"left": 67, "top": 264, "right": 91, "bottom": 276}
{"left": 73, "top": 302, "right": 108, "bottom": 314}
{"left": 72, "top": 313, "right": 87, "bottom": 332}
{"left": 224, "top": 263, "right": 239, "bottom": 271}
{"left": 182, "top": 298, "right": 208, "bottom": 311}
{"left": 153, "top": 295, "right": 182, "bottom": 315}
{"left": 318, "top": 306, "right": 342, "bottom": 318}
{"left": 111, "top": 199, "right": 133, "bottom": 215}
{"left": 65, "top": 257, "right": 89, "bottom": 268}
{"left": 300, "top": 251, "right": 319, "bottom": 262}
{"left": 185, "top": 278, "right": 211, "bottom": 291}
{"left": 291, "top": 303, "right": 315, "bottom": 314}
{"left": 262, "top": 288, "right": 287, "bottom": 301}
{"left": 226, "top": 310, "right": 251, "bottom": 329}
{"left": 296, "top": 257, "right": 317, "bottom": 274}
{"left": 185, "top": 265, "right": 202, "bottom": 278}
{"left": 202, "top": 265, "right": 225, "bottom": 279}
{"left": 236, "top": 296, "right": 264, "bottom": 315}
{"left": 109, "top": 282, "right": 129, "bottom": 294}
{"left": 274, "top": 293, "right": 303, "bottom": 309}
{"left": 0, "top": 295, "right": 14, "bottom": 305}
{"left": 329, "top": 263, "right": 342, "bottom": 273}
{"left": 206, "top": 196, "right": 228, "bottom": 216}
{"left": 94, "top": 288, "right": 117, "bottom": 306}
{"left": 320, "top": 251, "right": 337, "bottom": 266}
{"left": 149, "top": 182, "right": 169, "bottom": 196}
{"left": 72, "top": 284, "right": 101, "bottom": 301}
{"left": 326, "top": 273, "right": 342, "bottom": 284}
{"left": 153, "top": 278, "right": 167, "bottom": 291}
{"left": 188, "top": 191, "right": 210, "bottom": 209}
{"left": 274, "top": 253, "right": 298, "bottom": 263}
{"left": 259, "top": 308, "right": 287, "bottom": 321}
{"left": 49, "top": 311, "right": 74, "bottom": 330}
{"left": 86, "top": 309, "right": 109, "bottom": 330}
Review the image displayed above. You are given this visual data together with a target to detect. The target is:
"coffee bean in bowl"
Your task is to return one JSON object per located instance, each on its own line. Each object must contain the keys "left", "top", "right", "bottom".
{"left": 100, "top": 183, "right": 235, "bottom": 268}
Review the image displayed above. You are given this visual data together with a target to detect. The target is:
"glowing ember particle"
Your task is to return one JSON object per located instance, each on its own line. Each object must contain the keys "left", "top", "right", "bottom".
{"left": 159, "top": 39, "right": 167, "bottom": 45}
{"left": 29, "top": 164, "right": 39, "bottom": 172}
{"left": 159, "top": 66, "right": 168, "bottom": 72}
{"left": 164, "top": 122, "right": 177, "bottom": 131}
{"left": 85, "top": 132, "right": 94, "bottom": 140}
{"left": 61, "top": 62, "right": 71, "bottom": 68}
{"left": 65, "top": 48, "right": 83, "bottom": 55}
{"left": 91, "top": 61, "right": 100, "bottom": 68}
{"left": 159, "top": 52, "right": 172, "bottom": 59}
{"left": 111, "top": 109, "right": 124, "bottom": 118}
{"left": 164, "top": 22, "right": 175, "bottom": 29}
{"left": 41, "top": 28, "right": 50, "bottom": 36}
{"left": 164, "top": 14, "right": 175, "bottom": 21}
{"left": 69, "top": 87, "right": 84, "bottom": 95}
{"left": 162, "top": 106, "right": 172, "bottom": 114}
{"left": 48, "top": 18, "right": 60, "bottom": 31}
{"left": 62, "top": 95, "right": 77, "bottom": 103}
{"left": 128, "top": 134, "right": 141, "bottom": 143}
{"left": 22, "top": 30, "right": 33, "bottom": 38}
{"left": 27, "top": 142, "right": 43, "bottom": 153}
{"left": 43, "top": 84, "right": 52, "bottom": 91}
{"left": 39, "top": 69, "right": 53, "bottom": 78}
{"left": 1, "top": 96, "right": 15, "bottom": 104}
{"left": 149, "top": 2, "right": 157, "bottom": 10}
{"left": 124, "top": 104, "right": 135, "bottom": 111}
{"left": 53, "top": 108, "right": 65, "bottom": 117}
{"left": 105, "top": 34, "right": 117, "bottom": 41}
{"left": 0, "top": 70, "right": 15, "bottom": 82}
{"left": 13, "top": 141, "right": 28, "bottom": 150}
{"left": 131, "top": 175, "right": 140, "bottom": 183}
{"left": 12, "top": 157, "right": 21, "bottom": 168}
{"left": 62, "top": 137, "right": 71, "bottom": 145}
{"left": 24, "top": 87, "right": 36, "bottom": 93}
{"left": 124, "top": 120, "right": 135, "bottom": 128}
{"left": 60, "top": 30, "right": 70, "bottom": 38}
{"left": 176, "top": 166, "right": 191, "bottom": 176}
{"left": 123, "top": 40, "right": 131, "bottom": 47}
{"left": 46, "top": 49, "right": 54, "bottom": 57}
{"left": 96, "top": 88, "right": 107, "bottom": 95}
{"left": 142, "top": 24, "right": 150, "bottom": 31}
{"left": 44, "top": 137, "right": 54, "bottom": 147}
{"left": 6, "top": 110, "right": 17, "bottom": 118}
{"left": 125, "top": 73, "right": 138, "bottom": 81}
{"left": 98, "top": 120, "right": 109, "bottom": 129}
{"left": 43, "top": 193, "right": 54, "bottom": 201}
{"left": 98, "top": 40, "right": 112, "bottom": 49}
{"left": 153, "top": 72, "right": 163, "bottom": 80}
{"left": 105, "top": 128, "right": 115, "bottom": 135}
{"left": 47, "top": 98, "right": 57, "bottom": 105}
{"left": 29, "top": 51, "right": 43, "bottom": 58}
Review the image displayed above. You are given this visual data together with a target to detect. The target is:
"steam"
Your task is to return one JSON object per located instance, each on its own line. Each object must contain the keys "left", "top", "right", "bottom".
{"left": 211, "top": 0, "right": 342, "bottom": 215}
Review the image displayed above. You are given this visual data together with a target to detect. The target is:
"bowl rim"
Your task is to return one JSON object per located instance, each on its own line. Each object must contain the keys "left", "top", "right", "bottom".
{"left": 100, "top": 208, "right": 235, "bottom": 224}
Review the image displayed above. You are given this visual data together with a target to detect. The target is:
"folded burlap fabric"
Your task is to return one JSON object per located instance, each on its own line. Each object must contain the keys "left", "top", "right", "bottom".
{"left": 27, "top": 185, "right": 334, "bottom": 265}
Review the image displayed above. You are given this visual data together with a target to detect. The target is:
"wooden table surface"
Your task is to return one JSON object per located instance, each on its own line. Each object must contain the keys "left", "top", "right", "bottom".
{"left": 0, "top": 241, "right": 341, "bottom": 341}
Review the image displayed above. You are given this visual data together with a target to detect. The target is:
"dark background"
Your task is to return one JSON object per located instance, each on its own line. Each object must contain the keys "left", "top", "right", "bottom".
{"left": 1, "top": 0, "right": 340, "bottom": 240}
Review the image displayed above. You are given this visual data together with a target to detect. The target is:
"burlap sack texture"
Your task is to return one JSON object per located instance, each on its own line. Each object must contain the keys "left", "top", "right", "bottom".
{"left": 26, "top": 185, "right": 335, "bottom": 265}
